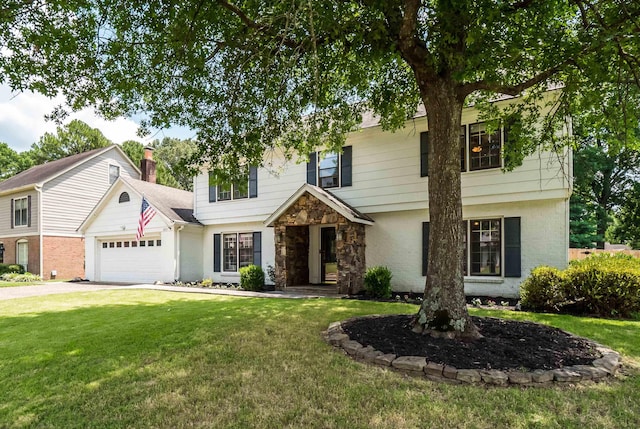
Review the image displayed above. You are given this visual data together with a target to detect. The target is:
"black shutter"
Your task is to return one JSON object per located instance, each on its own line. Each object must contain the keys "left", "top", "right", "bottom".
{"left": 420, "top": 132, "right": 429, "bottom": 177}
{"left": 253, "top": 231, "right": 262, "bottom": 267}
{"left": 504, "top": 217, "right": 521, "bottom": 277}
{"left": 422, "top": 222, "right": 430, "bottom": 276}
{"left": 306, "top": 152, "right": 317, "bottom": 185}
{"left": 341, "top": 146, "right": 352, "bottom": 187}
{"left": 27, "top": 195, "right": 31, "bottom": 228}
{"left": 208, "top": 172, "right": 216, "bottom": 203}
{"left": 213, "top": 233, "right": 221, "bottom": 272}
{"left": 249, "top": 166, "right": 258, "bottom": 198}
{"left": 10, "top": 198, "right": 14, "bottom": 229}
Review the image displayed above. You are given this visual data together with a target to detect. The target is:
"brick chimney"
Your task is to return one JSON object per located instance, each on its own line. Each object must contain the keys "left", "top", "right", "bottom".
{"left": 140, "top": 146, "right": 156, "bottom": 183}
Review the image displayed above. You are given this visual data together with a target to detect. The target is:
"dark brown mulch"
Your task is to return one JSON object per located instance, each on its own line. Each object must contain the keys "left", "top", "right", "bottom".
{"left": 342, "top": 315, "right": 601, "bottom": 371}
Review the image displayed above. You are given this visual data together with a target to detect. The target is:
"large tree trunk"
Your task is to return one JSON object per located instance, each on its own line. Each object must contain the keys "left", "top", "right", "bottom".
{"left": 412, "top": 78, "right": 481, "bottom": 340}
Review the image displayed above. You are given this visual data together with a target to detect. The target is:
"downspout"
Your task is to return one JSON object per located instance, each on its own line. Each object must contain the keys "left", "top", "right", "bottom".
{"left": 36, "top": 185, "right": 43, "bottom": 278}
{"left": 175, "top": 225, "right": 185, "bottom": 281}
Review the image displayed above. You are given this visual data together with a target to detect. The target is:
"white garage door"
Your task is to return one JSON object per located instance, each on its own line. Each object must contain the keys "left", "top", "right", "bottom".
{"left": 98, "top": 237, "right": 167, "bottom": 283}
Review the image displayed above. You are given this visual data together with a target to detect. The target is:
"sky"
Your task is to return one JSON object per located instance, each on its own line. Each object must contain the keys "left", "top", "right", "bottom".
{"left": 0, "top": 84, "right": 195, "bottom": 153}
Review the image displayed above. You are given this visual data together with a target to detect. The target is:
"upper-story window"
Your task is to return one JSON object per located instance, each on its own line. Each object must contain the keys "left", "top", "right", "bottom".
{"left": 14, "top": 197, "right": 28, "bottom": 227}
{"left": 468, "top": 123, "right": 501, "bottom": 171}
{"left": 209, "top": 167, "right": 258, "bottom": 203}
{"left": 109, "top": 165, "right": 120, "bottom": 184}
{"left": 307, "top": 147, "right": 352, "bottom": 189}
{"left": 420, "top": 122, "right": 504, "bottom": 177}
{"left": 318, "top": 152, "right": 339, "bottom": 188}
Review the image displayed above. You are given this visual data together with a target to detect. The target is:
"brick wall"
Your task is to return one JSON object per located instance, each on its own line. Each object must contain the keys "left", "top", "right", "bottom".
{"left": 42, "top": 236, "right": 85, "bottom": 280}
{"left": 0, "top": 235, "right": 40, "bottom": 274}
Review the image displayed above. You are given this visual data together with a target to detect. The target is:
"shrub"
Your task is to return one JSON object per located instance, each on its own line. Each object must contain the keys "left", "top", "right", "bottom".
{"left": 363, "top": 266, "right": 392, "bottom": 299}
{"left": 564, "top": 254, "right": 640, "bottom": 317}
{"left": 522, "top": 254, "right": 640, "bottom": 318}
{"left": 239, "top": 265, "right": 265, "bottom": 291}
{"left": 520, "top": 266, "right": 566, "bottom": 312}
{"left": 0, "top": 272, "right": 42, "bottom": 282}
{"left": 201, "top": 278, "right": 213, "bottom": 287}
{"left": 0, "top": 264, "right": 24, "bottom": 275}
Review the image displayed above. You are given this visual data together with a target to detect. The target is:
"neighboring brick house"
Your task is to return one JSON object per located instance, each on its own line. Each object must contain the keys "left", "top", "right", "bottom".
{"left": 0, "top": 145, "right": 139, "bottom": 279}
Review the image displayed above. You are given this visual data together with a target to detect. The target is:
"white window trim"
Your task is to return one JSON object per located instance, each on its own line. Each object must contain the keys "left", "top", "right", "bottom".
{"left": 317, "top": 151, "right": 342, "bottom": 189}
{"left": 108, "top": 164, "right": 120, "bottom": 184}
{"left": 217, "top": 181, "right": 249, "bottom": 202}
{"left": 221, "top": 231, "right": 255, "bottom": 272}
{"left": 461, "top": 122, "right": 504, "bottom": 174}
{"left": 13, "top": 196, "right": 29, "bottom": 228}
{"left": 463, "top": 217, "right": 504, "bottom": 278}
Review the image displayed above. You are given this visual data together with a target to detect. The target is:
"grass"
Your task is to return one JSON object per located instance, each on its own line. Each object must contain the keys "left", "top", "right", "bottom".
{"left": 0, "top": 291, "right": 638, "bottom": 428}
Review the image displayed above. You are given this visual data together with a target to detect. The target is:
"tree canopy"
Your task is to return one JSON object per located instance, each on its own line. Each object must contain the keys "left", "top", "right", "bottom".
{"left": 2, "top": 1, "right": 640, "bottom": 337}
{"left": 29, "top": 119, "right": 112, "bottom": 164}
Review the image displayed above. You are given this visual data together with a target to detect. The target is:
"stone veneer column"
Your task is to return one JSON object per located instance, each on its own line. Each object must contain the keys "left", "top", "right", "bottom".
{"left": 336, "top": 223, "right": 366, "bottom": 294}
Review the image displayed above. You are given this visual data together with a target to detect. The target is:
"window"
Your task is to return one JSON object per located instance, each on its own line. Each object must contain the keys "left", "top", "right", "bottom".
{"left": 119, "top": 192, "right": 130, "bottom": 203}
{"left": 102, "top": 242, "right": 108, "bottom": 249}
{"left": 14, "top": 197, "right": 28, "bottom": 227}
{"left": 318, "top": 152, "right": 339, "bottom": 188}
{"left": 209, "top": 167, "right": 257, "bottom": 202}
{"left": 140, "top": 240, "right": 146, "bottom": 247}
{"left": 223, "top": 234, "right": 237, "bottom": 272}
{"left": 214, "top": 232, "right": 261, "bottom": 272}
{"left": 156, "top": 240, "right": 162, "bottom": 247}
{"left": 217, "top": 181, "right": 248, "bottom": 201}
{"left": 0, "top": 242, "right": 4, "bottom": 264}
{"left": 116, "top": 242, "right": 122, "bottom": 248}
{"left": 124, "top": 241, "right": 130, "bottom": 248}
{"left": 467, "top": 219, "right": 501, "bottom": 276}
{"left": 421, "top": 123, "right": 504, "bottom": 176}
{"left": 423, "top": 218, "right": 520, "bottom": 278}
{"left": 109, "top": 165, "right": 120, "bottom": 184}
{"left": 307, "top": 147, "right": 352, "bottom": 188}
{"left": 109, "top": 242, "right": 115, "bottom": 248}
{"left": 131, "top": 241, "right": 138, "bottom": 248}
{"left": 468, "top": 123, "right": 501, "bottom": 171}
{"left": 148, "top": 240, "right": 154, "bottom": 247}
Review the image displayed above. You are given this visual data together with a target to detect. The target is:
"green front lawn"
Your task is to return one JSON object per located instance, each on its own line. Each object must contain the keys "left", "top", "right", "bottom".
{"left": 0, "top": 291, "right": 638, "bottom": 428}
{"left": 0, "top": 281, "right": 43, "bottom": 288}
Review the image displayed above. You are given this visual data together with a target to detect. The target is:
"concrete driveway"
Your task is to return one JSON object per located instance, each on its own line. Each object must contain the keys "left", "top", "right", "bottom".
{"left": 0, "top": 282, "right": 331, "bottom": 301}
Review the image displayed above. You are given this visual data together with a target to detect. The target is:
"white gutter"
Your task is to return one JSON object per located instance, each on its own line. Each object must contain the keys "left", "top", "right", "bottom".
{"left": 36, "top": 185, "right": 43, "bottom": 277}
{"left": 175, "top": 225, "right": 185, "bottom": 281}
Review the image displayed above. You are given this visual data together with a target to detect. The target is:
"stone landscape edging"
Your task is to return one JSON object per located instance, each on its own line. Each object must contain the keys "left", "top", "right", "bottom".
{"left": 324, "top": 315, "right": 621, "bottom": 387}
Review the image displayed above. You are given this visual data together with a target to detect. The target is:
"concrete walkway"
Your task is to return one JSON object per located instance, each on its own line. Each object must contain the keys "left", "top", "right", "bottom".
{"left": 0, "top": 282, "right": 338, "bottom": 301}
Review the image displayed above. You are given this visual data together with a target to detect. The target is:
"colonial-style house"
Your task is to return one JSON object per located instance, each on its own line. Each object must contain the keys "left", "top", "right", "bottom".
{"left": 0, "top": 145, "right": 139, "bottom": 279}
{"left": 78, "top": 92, "right": 571, "bottom": 298}
{"left": 193, "top": 93, "right": 571, "bottom": 298}
{"left": 79, "top": 151, "right": 203, "bottom": 283}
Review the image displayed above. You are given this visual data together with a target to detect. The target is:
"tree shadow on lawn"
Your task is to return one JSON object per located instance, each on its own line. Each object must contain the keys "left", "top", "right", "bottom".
{"left": 0, "top": 292, "right": 638, "bottom": 428}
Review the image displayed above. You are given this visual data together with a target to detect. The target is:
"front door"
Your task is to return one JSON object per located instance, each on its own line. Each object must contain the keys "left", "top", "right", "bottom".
{"left": 17, "top": 241, "right": 28, "bottom": 272}
{"left": 320, "top": 227, "right": 337, "bottom": 284}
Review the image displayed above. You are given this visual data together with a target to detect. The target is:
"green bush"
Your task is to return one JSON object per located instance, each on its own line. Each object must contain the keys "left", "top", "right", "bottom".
{"left": 564, "top": 254, "right": 640, "bottom": 317}
{"left": 364, "top": 266, "right": 393, "bottom": 299}
{"left": 239, "top": 265, "right": 265, "bottom": 291}
{"left": 521, "top": 254, "right": 640, "bottom": 318}
{"left": 0, "top": 272, "right": 42, "bottom": 282}
{"left": 520, "top": 266, "right": 566, "bottom": 312}
{"left": 0, "top": 264, "right": 25, "bottom": 275}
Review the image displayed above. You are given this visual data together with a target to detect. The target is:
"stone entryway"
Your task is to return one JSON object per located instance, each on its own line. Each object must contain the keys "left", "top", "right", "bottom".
{"left": 267, "top": 185, "right": 374, "bottom": 294}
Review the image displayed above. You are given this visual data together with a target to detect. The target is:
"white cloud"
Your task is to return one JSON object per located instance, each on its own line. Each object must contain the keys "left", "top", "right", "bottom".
{"left": 0, "top": 85, "right": 194, "bottom": 153}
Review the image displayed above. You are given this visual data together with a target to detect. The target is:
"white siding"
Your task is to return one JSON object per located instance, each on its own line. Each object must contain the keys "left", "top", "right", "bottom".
{"left": 42, "top": 149, "right": 139, "bottom": 235}
{"left": 365, "top": 199, "right": 569, "bottom": 297}
{"left": 179, "top": 225, "right": 204, "bottom": 282}
{"left": 0, "top": 190, "right": 39, "bottom": 237}
{"left": 194, "top": 108, "right": 569, "bottom": 224}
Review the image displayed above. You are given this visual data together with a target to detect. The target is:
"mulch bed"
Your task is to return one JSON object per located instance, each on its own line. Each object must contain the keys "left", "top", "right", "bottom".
{"left": 342, "top": 315, "right": 601, "bottom": 371}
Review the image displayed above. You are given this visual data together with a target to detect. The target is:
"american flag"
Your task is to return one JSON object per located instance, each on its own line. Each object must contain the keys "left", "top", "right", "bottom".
{"left": 136, "top": 196, "right": 156, "bottom": 241}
